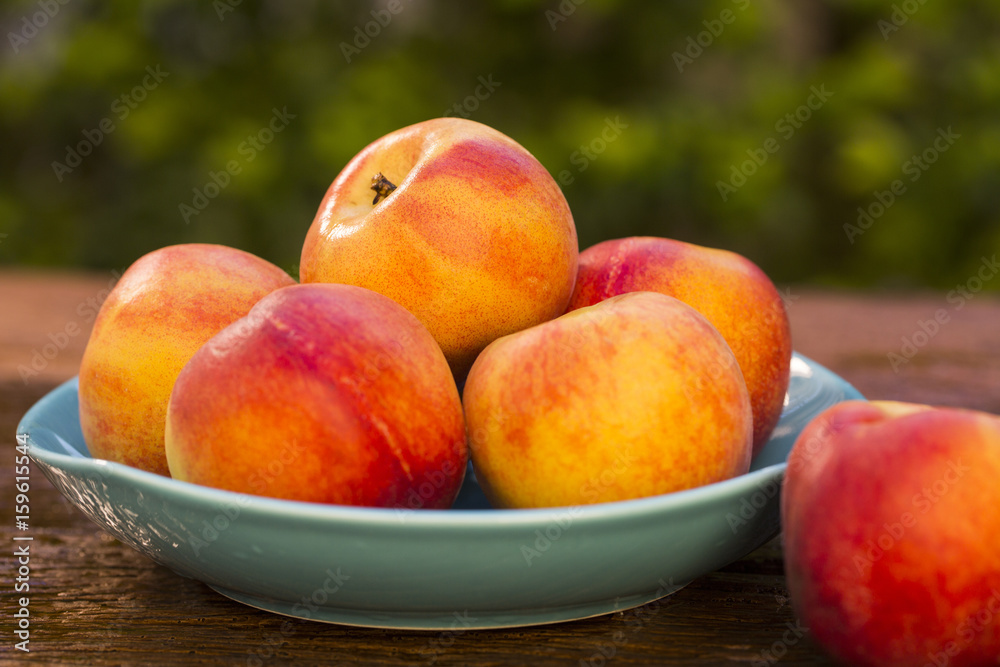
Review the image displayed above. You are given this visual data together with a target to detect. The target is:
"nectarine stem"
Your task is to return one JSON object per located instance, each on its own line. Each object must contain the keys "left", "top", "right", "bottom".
{"left": 371, "top": 173, "right": 397, "bottom": 205}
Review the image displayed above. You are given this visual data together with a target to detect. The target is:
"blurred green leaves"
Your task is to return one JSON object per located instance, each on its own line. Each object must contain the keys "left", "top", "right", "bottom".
{"left": 1, "top": 0, "right": 999, "bottom": 290}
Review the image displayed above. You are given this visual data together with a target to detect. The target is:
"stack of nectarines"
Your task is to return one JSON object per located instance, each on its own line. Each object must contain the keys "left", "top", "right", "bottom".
{"left": 78, "top": 117, "right": 791, "bottom": 511}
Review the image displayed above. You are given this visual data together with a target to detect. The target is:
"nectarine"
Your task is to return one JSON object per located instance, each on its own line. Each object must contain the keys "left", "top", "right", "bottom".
{"left": 567, "top": 236, "right": 791, "bottom": 456}
{"left": 79, "top": 244, "right": 295, "bottom": 475}
{"left": 464, "top": 291, "right": 752, "bottom": 509}
{"left": 300, "top": 117, "right": 579, "bottom": 380}
{"left": 164, "top": 283, "right": 468, "bottom": 508}
{"left": 782, "top": 400, "right": 1000, "bottom": 667}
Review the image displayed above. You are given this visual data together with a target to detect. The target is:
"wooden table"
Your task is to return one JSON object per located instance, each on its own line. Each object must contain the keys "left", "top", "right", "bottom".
{"left": 3, "top": 269, "right": 999, "bottom": 666}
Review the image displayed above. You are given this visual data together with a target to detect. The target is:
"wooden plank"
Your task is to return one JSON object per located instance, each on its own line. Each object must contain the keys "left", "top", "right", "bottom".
{"left": 3, "top": 272, "right": 999, "bottom": 664}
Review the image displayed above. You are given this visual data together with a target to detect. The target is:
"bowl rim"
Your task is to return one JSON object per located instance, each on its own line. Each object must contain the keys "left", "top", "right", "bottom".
{"left": 19, "top": 352, "right": 863, "bottom": 531}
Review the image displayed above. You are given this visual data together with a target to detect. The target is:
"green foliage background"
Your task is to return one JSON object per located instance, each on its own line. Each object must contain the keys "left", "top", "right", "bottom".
{"left": 2, "top": 0, "right": 999, "bottom": 289}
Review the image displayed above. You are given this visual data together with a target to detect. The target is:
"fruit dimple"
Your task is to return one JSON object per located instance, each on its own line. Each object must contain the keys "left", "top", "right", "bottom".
{"left": 370, "top": 172, "right": 397, "bottom": 205}
{"left": 300, "top": 117, "right": 578, "bottom": 381}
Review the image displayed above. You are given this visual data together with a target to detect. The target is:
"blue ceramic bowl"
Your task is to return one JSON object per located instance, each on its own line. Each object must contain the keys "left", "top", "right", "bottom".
{"left": 18, "top": 353, "right": 861, "bottom": 630}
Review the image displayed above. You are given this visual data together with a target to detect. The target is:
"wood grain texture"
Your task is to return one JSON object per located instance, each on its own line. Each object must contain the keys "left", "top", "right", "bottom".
{"left": 2, "top": 271, "right": 999, "bottom": 666}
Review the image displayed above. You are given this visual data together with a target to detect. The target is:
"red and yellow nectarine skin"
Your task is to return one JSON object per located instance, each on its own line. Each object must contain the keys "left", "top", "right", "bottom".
{"left": 78, "top": 244, "right": 296, "bottom": 476}
{"left": 300, "top": 117, "right": 579, "bottom": 380}
{"left": 165, "top": 283, "right": 467, "bottom": 508}
{"left": 463, "top": 291, "right": 752, "bottom": 509}
{"left": 567, "top": 236, "right": 791, "bottom": 455}
{"left": 782, "top": 400, "right": 1000, "bottom": 667}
